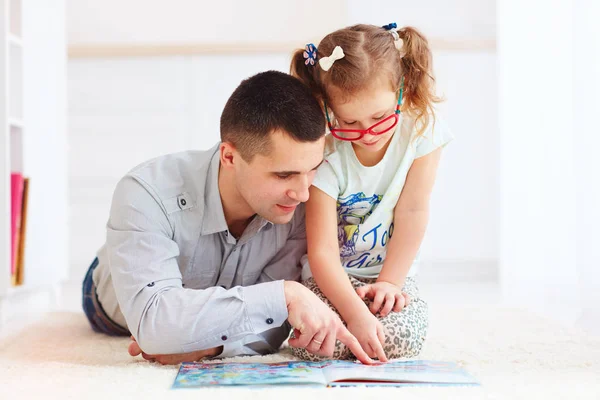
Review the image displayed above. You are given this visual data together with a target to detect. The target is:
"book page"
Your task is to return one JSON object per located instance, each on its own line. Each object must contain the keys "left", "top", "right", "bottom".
{"left": 322, "top": 360, "right": 478, "bottom": 385}
{"left": 173, "top": 361, "right": 327, "bottom": 388}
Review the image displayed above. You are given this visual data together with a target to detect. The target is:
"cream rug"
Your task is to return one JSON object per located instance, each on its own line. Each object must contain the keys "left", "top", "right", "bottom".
{"left": 0, "top": 305, "right": 599, "bottom": 399}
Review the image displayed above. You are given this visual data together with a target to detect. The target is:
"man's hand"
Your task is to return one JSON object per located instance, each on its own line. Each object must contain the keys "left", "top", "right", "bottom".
{"left": 127, "top": 336, "right": 222, "bottom": 365}
{"left": 284, "top": 281, "right": 375, "bottom": 365}
{"left": 356, "top": 281, "right": 410, "bottom": 317}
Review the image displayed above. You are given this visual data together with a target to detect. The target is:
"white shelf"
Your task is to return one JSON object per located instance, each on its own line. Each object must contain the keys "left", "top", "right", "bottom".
{"left": 6, "top": 284, "right": 33, "bottom": 296}
{"left": 0, "top": 0, "right": 68, "bottom": 326}
{"left": 8, "top": 41, "right": 22, "bottom": 121}
{"left": 8, "top": 118, "right": 23, "bottom": 129}
{"left": 8, "top": 33, "right": 22, "bottom": 48}
{"left": 10, "top": 125, "right": 22, "bottom": 172}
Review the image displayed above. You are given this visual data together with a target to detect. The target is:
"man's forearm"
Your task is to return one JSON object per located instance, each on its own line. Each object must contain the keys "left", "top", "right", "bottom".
{"left": 130, "top": 280, "right": 289, "bottom": 355}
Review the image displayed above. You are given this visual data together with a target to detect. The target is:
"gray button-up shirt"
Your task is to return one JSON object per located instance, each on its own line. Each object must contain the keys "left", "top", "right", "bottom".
{"left": 92, "top": 143, "right": 306, "bottom": 357}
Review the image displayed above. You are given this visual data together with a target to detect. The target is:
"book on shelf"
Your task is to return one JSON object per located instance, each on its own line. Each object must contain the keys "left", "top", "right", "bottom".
{"left": 13, "top": 177, "right": 29, "bottom": 286}
{"left": 10, "top": 173, "right": 24, "bottom": 278}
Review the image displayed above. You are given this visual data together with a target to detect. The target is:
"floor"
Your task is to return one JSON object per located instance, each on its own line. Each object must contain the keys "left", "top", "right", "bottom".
{"left": 1, "top": 295, "right": 599, "bottom": 399}
{"left": 1, "top": 265, "right": 599, "bottom": 399}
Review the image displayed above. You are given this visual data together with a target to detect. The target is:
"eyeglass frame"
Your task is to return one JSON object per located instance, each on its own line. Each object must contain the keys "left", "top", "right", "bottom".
{"left": 324, "top": 77, "right": 404, "bottom": 142}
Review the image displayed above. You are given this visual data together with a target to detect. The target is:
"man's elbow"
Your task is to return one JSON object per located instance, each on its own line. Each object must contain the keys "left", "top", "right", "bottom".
{"left": 133, "top": 305, "right": 189, "bottom": 355}
{"left": 135, "top": 321, "right": 185, "bottom": 355}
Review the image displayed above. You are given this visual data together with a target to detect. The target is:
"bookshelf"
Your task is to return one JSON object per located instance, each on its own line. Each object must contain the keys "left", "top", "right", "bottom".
{"left": 0, "top": 0, "right": 68, "bottom": 325}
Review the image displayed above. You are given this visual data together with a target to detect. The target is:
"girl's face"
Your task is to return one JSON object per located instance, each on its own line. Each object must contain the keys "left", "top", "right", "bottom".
{"left": 329, "top": 85, "right": 399, "bottom": 154}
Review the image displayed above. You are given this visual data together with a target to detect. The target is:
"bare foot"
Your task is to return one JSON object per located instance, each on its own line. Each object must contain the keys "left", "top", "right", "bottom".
{"left": 127, "top": 336, "right": 222, "bottom": 365}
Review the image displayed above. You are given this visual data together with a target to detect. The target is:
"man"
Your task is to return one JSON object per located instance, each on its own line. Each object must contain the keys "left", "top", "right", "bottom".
{"left": 82, "top": 70, "right": 372, "bottom": 365}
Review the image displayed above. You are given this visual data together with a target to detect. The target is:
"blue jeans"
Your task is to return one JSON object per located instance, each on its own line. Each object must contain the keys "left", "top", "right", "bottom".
{"left": 82, "top": 257, "right": 130, "bottom": 336}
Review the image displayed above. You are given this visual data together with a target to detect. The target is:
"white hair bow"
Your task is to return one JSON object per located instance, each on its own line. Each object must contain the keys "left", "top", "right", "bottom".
{"left": 319, "top": 46, "right": 345, "bottom": 72}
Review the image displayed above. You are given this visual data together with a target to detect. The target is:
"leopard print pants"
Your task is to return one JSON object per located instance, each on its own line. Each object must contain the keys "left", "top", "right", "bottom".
{"left": 290, "top": 275, "right": 428, "bottom": 361}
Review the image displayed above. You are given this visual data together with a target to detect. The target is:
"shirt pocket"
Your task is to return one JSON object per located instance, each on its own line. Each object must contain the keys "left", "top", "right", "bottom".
{"left": 185, "top": 240, "right": 223, "bottom": 289}
{"left": 177, "top": 226, "right": 222, "bottom": 289}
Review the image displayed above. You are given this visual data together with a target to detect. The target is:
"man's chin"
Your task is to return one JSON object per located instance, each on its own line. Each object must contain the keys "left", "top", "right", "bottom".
{"left": 266, "top": 214, "right": 294, "bottom": 225}
{"left": 260, "top": 207, "right": 296, "bottom": 224}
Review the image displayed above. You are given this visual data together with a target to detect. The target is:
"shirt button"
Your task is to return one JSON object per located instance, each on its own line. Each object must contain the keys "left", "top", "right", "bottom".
{"left": 266, "top": 318, "right": 274, "bottom": 325}
{"left": 221, "top": 335, "right": 228, "bottom": 341}
{"left": 147, "top": 282, "right": 155, "bottom": 287}
{"left": 180, "top": 198, "right": 187, "bottom": 206}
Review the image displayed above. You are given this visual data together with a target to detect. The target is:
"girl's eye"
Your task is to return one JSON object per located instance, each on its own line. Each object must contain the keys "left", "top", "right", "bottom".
{"left": 374, "top": 114, "right": 386, "bottom": 120}
{"left": 343, "top": 121, "right": 357, "bottom": 125}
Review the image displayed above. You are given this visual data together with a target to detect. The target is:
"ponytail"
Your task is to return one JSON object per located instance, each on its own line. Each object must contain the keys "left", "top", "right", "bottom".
{"left": 397, "top": 26, "right": 441, "bottom": 134}
{"left": 290, "top": 47, "right": 324, "bottom": 104}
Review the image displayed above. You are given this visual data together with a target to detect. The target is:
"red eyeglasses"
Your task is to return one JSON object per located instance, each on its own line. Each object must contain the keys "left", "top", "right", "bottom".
{"left": 325, "top": 79, "right": 404, "bottom": 141}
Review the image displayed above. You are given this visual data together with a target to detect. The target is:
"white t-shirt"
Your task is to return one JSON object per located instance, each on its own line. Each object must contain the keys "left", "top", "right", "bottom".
{"left": 302, "top": 113, "right": 454, "bottom": 280}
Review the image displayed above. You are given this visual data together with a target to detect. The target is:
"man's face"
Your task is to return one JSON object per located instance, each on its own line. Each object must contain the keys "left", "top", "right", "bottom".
{"left": 234, "top": 131, "right": 325, "bottom": 224}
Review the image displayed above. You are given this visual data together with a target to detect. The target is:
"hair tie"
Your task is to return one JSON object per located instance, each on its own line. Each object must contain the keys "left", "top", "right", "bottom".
{"left": 382, "top": 22, "right": 405, "bottom": 56}
{"left": 303, "top": 43, "right": 317, "bottom": 66}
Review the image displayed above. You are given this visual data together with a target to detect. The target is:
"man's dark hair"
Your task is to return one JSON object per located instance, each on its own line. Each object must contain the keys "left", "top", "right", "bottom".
{"left": 220, "top": 70, "right": 325, "bottom": 161}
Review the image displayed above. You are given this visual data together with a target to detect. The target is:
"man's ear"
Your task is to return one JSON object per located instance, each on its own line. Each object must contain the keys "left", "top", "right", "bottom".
{"left": 219, "top": 142, "right": 237, "bottom": 169}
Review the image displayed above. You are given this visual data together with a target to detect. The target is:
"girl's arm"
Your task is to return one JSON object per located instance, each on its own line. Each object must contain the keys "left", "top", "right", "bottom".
{"left": 377, "top": 147, "right": 443, "bottom": 286}
{"left": 305, "top": 186, "right": 370, "bottom": 321}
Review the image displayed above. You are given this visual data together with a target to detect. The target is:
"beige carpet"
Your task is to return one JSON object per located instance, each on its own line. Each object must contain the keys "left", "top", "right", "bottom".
{"left": 0, "top": 305, "right": 599, "bottom": 399}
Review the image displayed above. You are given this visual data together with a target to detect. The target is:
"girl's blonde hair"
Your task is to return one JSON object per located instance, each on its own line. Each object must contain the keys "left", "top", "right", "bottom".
{"left": 291, "top": 24, "right": 441, "bottom": 136}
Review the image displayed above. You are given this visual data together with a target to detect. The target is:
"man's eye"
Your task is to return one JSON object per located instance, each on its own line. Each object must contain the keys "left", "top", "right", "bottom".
{"left": 276, "top": 174, "right": 292, "bottom": 180}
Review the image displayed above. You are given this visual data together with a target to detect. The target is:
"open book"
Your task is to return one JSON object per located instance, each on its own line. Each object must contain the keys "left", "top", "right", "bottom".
{"left": 172, "top": 360, "right": 479, "bottom": 388}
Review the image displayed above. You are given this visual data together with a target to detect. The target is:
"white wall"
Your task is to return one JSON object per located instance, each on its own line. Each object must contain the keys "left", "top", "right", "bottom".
{"left": 66, "top": 1, "right": 499, "bottom": 281}
{"left": 22, "top": 0, "right": 69, "bottom": 288}
{"left": 347, "top": 0, "right": 495, "bottom": 43}
{"left": 67, "top": 0, "right": 346, "bottom": 45}
{"left": 573, "top": 0, "right": 600, "bottom": 332}
{"left": 498, "top": 0, "right": 600, "bottom": 329}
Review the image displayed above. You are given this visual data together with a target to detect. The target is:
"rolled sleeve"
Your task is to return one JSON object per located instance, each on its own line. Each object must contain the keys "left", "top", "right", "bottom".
{"left": 203, "top": 281, "right": 288, "bottom": 358}
{"left": 242, "top": 280, "right": 288, "bottom": 334}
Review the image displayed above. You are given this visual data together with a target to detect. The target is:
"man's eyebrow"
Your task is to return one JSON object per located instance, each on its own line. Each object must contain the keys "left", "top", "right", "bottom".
{"left": 273, "top": 159, "right": 324, "bottom": 175}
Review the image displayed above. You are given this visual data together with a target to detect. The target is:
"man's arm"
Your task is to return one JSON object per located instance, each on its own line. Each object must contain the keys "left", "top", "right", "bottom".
{"left": 107, "top": 176, "right": 288, "bottom": 355}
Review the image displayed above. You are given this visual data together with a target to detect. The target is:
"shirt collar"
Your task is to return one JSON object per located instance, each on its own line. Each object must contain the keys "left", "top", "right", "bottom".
{"left": 201, "top": 145, "right": 229, "bottom": 235}
{"left": 201, "top": 144, "right": 273, "bottom": 237}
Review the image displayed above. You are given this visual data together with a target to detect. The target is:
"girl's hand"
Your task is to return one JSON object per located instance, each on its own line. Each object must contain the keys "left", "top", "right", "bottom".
{"left": 356, "top": 281, "right": 411, "bottom": 317}
{"left": 345, "top": 310, "right": 388, "bottom": 362}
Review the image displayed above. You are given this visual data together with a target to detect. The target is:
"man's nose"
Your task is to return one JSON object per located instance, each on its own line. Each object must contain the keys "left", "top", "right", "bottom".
{"left": 289, "top": 175, "right": 310, "bottom": 203}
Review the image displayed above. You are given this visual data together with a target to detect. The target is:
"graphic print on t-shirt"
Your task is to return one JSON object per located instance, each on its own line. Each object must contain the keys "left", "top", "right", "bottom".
{"left": 337, "top": 192, "right": 382, "bottom": 258}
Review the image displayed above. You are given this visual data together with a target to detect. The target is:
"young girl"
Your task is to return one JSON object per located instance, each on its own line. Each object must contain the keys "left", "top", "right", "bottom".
{"left": 290, "top": 23, "right": 453, "bottom": 362}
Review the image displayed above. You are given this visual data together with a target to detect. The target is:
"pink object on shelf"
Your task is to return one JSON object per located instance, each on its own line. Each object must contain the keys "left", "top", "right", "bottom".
{"left": 10, "top": 172, "right": 24, "bottom": 275}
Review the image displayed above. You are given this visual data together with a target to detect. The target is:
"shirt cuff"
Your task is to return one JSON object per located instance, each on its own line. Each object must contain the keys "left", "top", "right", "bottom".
{"left": 217, "top": 340, "right": 256, "bottom": 359}
{"left": 241, "top": 280, "right": 288, "bottom": 335}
